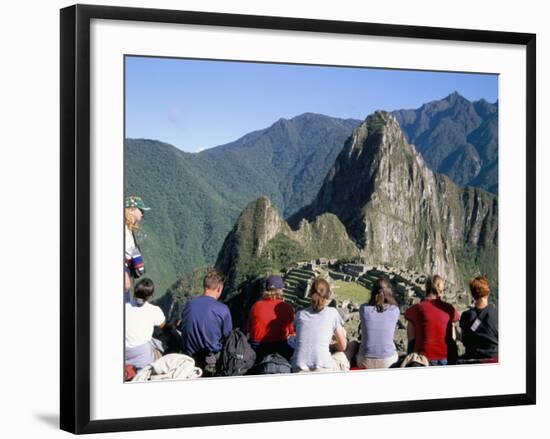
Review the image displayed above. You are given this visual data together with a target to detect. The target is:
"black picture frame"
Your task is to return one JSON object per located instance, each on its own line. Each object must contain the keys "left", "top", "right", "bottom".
{"left": 60, "top": 4, "right": 536, "bottom": 434}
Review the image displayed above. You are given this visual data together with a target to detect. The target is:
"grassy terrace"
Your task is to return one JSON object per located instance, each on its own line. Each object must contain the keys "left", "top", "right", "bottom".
{"left": 333, "top": 280, "right": 371, "bottom": 304}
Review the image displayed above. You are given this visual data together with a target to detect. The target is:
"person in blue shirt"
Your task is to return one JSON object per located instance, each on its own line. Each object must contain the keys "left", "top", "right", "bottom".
{"left": 178, "top": 268, "right": 232, "bottom": 376}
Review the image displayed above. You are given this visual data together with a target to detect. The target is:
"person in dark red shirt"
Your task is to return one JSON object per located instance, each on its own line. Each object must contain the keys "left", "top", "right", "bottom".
{"left": 404, "top": 275, "right": 459, "bottom": 366}
{"left": 248, "top": 275, "right": 295, "bottom": 361}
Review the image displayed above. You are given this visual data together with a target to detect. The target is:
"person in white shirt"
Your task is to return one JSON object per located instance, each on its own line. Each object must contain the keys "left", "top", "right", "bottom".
{"left": 125, "top": 278, "right": 166, "bottom": 369}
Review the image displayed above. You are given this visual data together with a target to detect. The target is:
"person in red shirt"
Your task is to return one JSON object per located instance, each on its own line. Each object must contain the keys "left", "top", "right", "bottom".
{"left": 248, "top": 275, "right": 295, "bottom": 361}
{"left": 404, "top": 275, "right": 459, "bottom": 366}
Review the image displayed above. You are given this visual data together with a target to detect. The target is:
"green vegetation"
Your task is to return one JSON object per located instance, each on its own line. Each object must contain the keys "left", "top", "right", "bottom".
{"left": 297, "top": 213, "right": 360, "bottom": 260}
{"left": 126, "top": 114, "right": 359, "bottom": 296}
{"left": 215, "top": 197, "right": 361, "bottom": 294}
{"left": 456, "top": 246, "right": 499, "bottom": 303}
{"left": 257, "top": 234, "right": 307, "bottom": 275}
{"left": 333, "top": 280, "right": 371, "bottom": 304}
{"left": 366, "top": 111, "right": 391, "bottom": 134}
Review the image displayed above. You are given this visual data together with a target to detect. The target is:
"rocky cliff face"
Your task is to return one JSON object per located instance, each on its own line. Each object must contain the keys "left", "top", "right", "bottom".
{"left": 215, "top": 197, "right": 286, "bottom": 290}
{"left": 288, "top": 111, "right": 498, "bottom": 290}
{"left": 215, "top": 197, "right": 359, "bottom": 290}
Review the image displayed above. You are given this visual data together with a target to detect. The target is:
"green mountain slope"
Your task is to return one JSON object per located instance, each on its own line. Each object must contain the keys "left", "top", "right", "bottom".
{"left": 392, "top": 92, "right": 498, "bottom": 193}
{"left": 126, "top": 95, "right": 499, "bottom": 297}
{"left": 125, "top": 114, "right": 359, "bottom": 295}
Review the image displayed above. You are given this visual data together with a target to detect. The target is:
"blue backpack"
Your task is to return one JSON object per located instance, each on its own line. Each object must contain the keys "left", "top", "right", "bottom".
{"left": 255, "top": 353, "right": 292, "bottom": 374}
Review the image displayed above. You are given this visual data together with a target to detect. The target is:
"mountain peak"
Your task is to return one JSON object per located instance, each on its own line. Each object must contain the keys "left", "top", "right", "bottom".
{"left": 287, "top": 108, "right": 498, "bottom": 289}
{"left": 365, "top": 111, "right": 399, "bottom": 133}
{"left": 446, "top": 90, "right": 466, "bottom": 101}
{"left": 347, "top": 111, "right": 408, "bottom": 159}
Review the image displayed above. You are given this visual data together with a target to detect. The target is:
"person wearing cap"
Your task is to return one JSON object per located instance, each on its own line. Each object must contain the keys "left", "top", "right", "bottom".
{"left": 248, "top": 275, "right": 296, "bottom": 361}
{"left": 124, "top": 196, "right": 150, "bottom": 301}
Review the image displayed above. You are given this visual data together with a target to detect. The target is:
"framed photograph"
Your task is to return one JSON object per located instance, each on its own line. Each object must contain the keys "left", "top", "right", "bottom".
{"left": 60, "top": 4, "right": 536, "bottom": 434}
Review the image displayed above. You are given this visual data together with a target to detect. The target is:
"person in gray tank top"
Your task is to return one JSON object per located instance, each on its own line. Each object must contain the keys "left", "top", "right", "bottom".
{"left": 291, "top": 277, "right": 349, "bottom": 372}
{"left": 356, "top": 277, "right": 400, "bottom": 369}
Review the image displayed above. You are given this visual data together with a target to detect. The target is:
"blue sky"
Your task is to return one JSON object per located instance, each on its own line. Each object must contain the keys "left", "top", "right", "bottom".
{"left": 125, "top": 56, "right": 498, "bottom": 152}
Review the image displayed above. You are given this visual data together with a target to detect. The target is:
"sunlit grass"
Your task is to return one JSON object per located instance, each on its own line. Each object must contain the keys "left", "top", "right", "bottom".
{"left": 333, "top": 280, "right": 371, "bottom": 304}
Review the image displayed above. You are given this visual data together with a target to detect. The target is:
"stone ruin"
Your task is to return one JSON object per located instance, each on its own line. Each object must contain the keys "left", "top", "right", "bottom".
{"left": 282, "top": 260, "right": 472, "bottom": 356}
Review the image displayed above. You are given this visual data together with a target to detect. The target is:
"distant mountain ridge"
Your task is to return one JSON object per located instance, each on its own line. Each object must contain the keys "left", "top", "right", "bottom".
{"left": 125, "top": 93, "right": 498, "bottom": 296}
{"left": 200, "top": 112, "right": 362, "bottom": 217}
{"left": 392, "top": 92, "right": 498, "bottom": 193}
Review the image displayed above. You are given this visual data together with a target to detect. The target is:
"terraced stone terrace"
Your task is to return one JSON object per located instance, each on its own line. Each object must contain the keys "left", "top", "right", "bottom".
{"left": 282, "top": 266, "right": 315, "bottom": 308}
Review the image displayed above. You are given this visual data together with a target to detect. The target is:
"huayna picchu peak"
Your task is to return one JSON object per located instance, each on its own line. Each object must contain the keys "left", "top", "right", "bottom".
{"left": 220, "top": 111, "right": 498, "bottom": 298}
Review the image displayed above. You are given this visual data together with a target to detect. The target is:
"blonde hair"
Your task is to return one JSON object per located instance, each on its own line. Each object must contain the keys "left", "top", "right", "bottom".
{"left": 263, "top": 289, "right": 284, "bottom": 300}
{"left": 425, "top": 275, "right": 445, "bottom": 298}
{"left": 203, "top": 268, "right": 225, "bottom": 291}
{"left": 125, "top": 208, "right": 139, "bottom": 232}
{"left": 310, "top": 277, "right": 332, "bottom": 312}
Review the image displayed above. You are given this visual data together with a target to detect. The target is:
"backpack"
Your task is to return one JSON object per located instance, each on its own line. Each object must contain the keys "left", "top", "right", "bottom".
{"left": 216, "top": 329, "right": 256, "bottom": 376}
{"left": 153, "top": 324, "right": 182, "bottom": 355}
{"left": 400, "top": 352, "right": 429, "bottom": 367}
{"left": 255, "top": 353, "right": 292, "bottom": 374}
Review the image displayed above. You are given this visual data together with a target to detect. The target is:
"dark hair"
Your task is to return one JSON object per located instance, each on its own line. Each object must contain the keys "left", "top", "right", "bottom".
{"left": 368, "top": 276, "right": 398, "bottom": 312}
{"left": 469, "top": 276, "right": 491, "bottom": 300}
{"left": 310, "top": 277, "right": 332, "bottom": 312}
{"left": 134, "top": 278, "right": 155, "bottom": 301}
{"left": 203, "top": 268, "right": 225, "bottom": 291}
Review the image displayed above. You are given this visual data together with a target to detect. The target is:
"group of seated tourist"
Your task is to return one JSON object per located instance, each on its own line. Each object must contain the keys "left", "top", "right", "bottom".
{"left": 123, "top": 195, "right": 498, "bottom": 379}
{"left": 124, "top": 267, "right": 498, "bottom": 378}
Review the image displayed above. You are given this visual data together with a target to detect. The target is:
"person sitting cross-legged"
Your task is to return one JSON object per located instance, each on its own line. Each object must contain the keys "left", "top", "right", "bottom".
{"left": 248, "top": 275, "right": 295, "bottom": 362}
{"left": 459, "top": 276, "right": 498, "bottom": 363}
{"left": 291, "top": 277, "right": 349, "bottom": 373}
{"left": 356, "top": 276, "right": 400, "bottom": 369}
{"left": 125, "top": 278, "right": 166, "bottom": 370}
{"left": 178, "top": 268, "right": 232, "bottom": 376}
{"left": 404, "top": 275, "right": 459, "bottom": 366}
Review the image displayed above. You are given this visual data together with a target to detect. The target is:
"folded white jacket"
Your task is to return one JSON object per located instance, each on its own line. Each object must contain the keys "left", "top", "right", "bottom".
{"left": 132, "top": 353, "right": 203, "bottom": 381}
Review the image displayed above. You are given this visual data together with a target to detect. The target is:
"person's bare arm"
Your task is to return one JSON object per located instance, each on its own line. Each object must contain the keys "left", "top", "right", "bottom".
{"left": 124, "top": 270, "right": 131, "bottom": 292}
{"left": 333, "top": 326, "right": 347, "bottom": 352}
{"left": 452, "top": 322, "right": 459, "bottom": 340}
{"left": 407, "top": 321, "right": 415, "bottom": 341}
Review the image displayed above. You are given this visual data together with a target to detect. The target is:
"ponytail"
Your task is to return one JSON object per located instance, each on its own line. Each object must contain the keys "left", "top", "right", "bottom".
{"left": 374, "top": 291, "right": 385, "bottom": 313}
{"left": 368, "top": 276, "right": 398, "bottom": 312}
{"left": 310, "top": 277, "right": 332, "bottom": 312}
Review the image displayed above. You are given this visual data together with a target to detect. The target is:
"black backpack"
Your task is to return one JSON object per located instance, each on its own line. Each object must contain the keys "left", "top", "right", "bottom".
{"left": 216, "top": 329, "right": 256, "bottom": 376}
{"left": 255, "top": 353, "right": 292, "bottom": 374}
